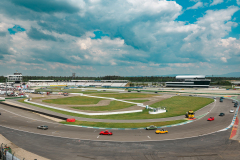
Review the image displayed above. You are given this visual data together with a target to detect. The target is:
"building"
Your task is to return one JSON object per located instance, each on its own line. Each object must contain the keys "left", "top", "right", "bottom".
{"left": 27, "top": 80, "right": 129, "bottom": 87}
{"left": 4, "top": 73, "right": 22, "bottom": 83}
{"left": 165, "top": 75, "right": 211, "bottom": 88}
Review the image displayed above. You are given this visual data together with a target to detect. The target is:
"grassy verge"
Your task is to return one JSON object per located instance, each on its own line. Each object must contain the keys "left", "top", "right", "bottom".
{"left": 91, "top": 93, "right": 158, "bottom": 99}
{"left": 61, "top": 119, "right": 187, "bottom": 128}
{"left": 72, "top": 101, "right": 135, "bottom": 111}
{"left": 63, "top": 100, "right": 147, "bottom": 111}
{"left": 150, "top": 96, "right": 214, "bottom": 117}
{"left": 42, "top": 96, "right": 102, "bottom": 105}
{"left": 18, "top": 96, "right": 213, "bottom": 120}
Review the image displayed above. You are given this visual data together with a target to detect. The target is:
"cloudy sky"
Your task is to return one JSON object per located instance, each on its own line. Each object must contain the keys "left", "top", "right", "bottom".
{"left": 0, "top": 0, "right": 240, "bottom": 76}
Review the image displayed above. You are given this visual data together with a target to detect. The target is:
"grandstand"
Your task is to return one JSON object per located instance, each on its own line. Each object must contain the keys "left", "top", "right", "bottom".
{"left": 27, "top": 80, "right": 129, "bottom": 87}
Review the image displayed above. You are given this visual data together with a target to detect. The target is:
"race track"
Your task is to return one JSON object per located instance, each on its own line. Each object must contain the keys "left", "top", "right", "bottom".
{"left": 0, "top": 97, "right": 239, "bottom": 159}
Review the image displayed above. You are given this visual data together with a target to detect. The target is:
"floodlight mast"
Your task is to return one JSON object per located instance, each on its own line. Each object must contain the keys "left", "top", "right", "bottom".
{"left": 5, "top": 76, "right": 7, "bottom": 96}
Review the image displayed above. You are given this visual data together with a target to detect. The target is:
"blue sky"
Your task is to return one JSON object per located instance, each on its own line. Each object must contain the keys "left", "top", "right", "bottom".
{"left": 0, "top": 0, "right": 240, "bottom": 76}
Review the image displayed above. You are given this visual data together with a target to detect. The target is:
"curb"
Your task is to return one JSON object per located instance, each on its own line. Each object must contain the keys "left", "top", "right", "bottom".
{"left": 218, "top": 98, "right": 239, "bottom": 132}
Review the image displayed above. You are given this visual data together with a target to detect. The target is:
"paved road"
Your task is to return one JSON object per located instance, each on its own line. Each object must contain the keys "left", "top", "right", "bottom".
{"left": 0, "top": 126, "right": 239, "bottom": 160}
{"left": 0, "top": 98, "right": 236, "bottom": 142}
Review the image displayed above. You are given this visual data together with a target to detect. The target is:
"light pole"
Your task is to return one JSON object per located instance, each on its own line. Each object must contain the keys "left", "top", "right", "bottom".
{"left": 5, "top": 76, "right": 7, "bottom": 96}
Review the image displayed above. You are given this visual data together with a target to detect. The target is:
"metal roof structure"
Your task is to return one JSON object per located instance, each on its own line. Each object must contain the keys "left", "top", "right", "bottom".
{"left": 176, "top": 75, "right": 206, "bottom": 79}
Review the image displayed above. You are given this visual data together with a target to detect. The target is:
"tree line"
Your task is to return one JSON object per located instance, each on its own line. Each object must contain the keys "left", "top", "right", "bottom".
{"left": 0, "top": 75, "right": 240, "bottom": 83}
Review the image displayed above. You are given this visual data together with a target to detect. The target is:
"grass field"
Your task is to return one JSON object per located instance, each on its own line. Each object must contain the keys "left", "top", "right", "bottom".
{"left": 19, "top": 95, "right": 213, "bottom": 120}
{"left": 150, "top": 96, "right": 214, "bottom": 117}
{"left": 91, "top": 93, "right": 157, "bottom": 99}
{"left": 71, "top": 100, "right": 149, "bottom": 111}
{"left": 61, "top": 119, "right": 187, "bottom": 128}
{"left": 72, "top": 101, "right": 135, "bottom": 111}
{"left": 42, "top": 96, "right": 102, "bottom": 105}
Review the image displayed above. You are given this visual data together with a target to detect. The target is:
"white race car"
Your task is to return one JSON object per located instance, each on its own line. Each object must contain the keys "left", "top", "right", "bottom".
{"left": 230, "top": 109, "right": 234, "bottom": 113}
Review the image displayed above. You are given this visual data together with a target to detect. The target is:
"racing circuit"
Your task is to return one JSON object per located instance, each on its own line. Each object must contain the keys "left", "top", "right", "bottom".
{"left": 0, "top": 90, "right": 240, "bottom": 159}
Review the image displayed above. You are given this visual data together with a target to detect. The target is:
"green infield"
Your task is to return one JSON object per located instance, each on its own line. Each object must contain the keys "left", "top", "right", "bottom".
{"left": 61, "top": 119, "right": 187, "bottom": 128}
{"left": 71, "top": 100, "right": 149, "bottom": 111}
{"left": 42, "top": 96, "right": 102, "bottom": 105}
{"left": 19, "top": 96, "right": 213, "bottom": 120}
{"left": 150, "top": 96, "right": 214, "bottom": 117}
{"left": 72, "top": 101, "right": 135, "bottom": 111}
{"left": 91, "top": 93, "right": 157, "bottom": 99}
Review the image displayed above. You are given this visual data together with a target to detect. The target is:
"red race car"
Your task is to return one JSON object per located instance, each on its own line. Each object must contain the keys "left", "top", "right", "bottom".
{"left": 99, "top": 130, "right": 112, "bottom": 135}
{"left": 207, "top": 117, "right": 214, "bottom": 121}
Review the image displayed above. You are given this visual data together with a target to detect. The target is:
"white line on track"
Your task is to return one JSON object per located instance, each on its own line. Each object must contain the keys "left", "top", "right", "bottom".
{"left": 97, "top": 135, "right": 100, "bottom": 138}
{"left": 147, "top": 136, "right": 151, "bottom": 139}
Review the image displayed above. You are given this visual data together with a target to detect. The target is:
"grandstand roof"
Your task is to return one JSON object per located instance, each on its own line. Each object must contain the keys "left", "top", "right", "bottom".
{"left": 176, "top": 75, "right": 206, "bottom": 79}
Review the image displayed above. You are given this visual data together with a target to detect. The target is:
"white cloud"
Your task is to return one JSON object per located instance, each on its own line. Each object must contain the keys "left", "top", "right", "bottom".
{"left": 84, "top": 0, "right": 182, "bottom": 22}
{"left": 237, "top": 0, "right": 240, "bottom": 5}
{"left": 187, "top": 2, "right": 203, "bottom": 10}
{"left": 221, "top": 57, "right": 227, "bottom": 62}
{"left": 0, "top": 0, "right": 240, "bottom": 76}
{"left": 210, "top": 0, "right": 224, "bottom": 6}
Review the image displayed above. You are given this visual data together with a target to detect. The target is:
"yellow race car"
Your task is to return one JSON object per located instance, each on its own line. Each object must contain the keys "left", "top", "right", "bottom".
{"left": 155, "top": 129, "right": 168, "bottom": 134}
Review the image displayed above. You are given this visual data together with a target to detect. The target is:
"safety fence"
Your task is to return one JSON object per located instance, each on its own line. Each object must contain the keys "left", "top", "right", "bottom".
{"left": 0, "top": 143, "right": 25, "bottom": 160}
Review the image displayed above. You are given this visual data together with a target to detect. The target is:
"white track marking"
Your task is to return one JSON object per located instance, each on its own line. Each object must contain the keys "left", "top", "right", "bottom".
{"left": 147, "top": 136, "right": 151, "bottom": 139}
{"left": 97, "top": 135, "right": 100, "bottom": 138}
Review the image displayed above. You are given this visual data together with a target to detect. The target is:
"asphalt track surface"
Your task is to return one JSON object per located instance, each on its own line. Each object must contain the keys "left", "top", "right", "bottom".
{"left": 0, "top": 97, "right": 239, "bottom": 159}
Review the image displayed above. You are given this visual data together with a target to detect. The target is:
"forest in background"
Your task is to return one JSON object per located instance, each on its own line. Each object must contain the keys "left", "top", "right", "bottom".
{"left": 0, "top": 75, "right": 239, "bottom": 84}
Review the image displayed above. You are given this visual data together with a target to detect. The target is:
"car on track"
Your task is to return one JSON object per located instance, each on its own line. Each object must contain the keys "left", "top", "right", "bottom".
{"left": 155, "top": 92, "right": 158, "bottom": 93}
{"left": 0, "top": 112, "right": 1, "bottom": 115}
{"left": 232, "top": 100, "right": 236, "bottom": 103}
{"left": 230, "top": 109, "right": 234, "bottom": 113}
{"left": 37, "top": 125, "right": 48, "bottom": 130}
{"left": 219, "top": 113, "right": 225, "bottom": 116}
{"left": 155, "top": 129, "right": 168, "bottom": 134}
{"left": 137, "top": 90, "right": 141, "bottom": 92}
{"left": 128, "top": 90, "right": 131, "bottom": 92}
{"left": 213, "top": 97, "right": 216, "bottom": 99}
{"left": 207, "top": 117, "right": 214, "bottom": 121}
{"left": 99, "top": 130, "right": 112, "bottom": 135}
{"left": 146, "top": 125, "right": 157, "bottom": 130}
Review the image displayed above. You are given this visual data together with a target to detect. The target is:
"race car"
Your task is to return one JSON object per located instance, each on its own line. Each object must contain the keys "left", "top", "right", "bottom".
{"left": 230, "top": 109, "right": 234, "bottom": 113}
{"left": 207, "top": 117, "right": 214, "bottom": 121}
{"left": 155, "top": 129, "right": 168, "bottom": 134}
{"left": 99, "top": 130, "right": 112, "bottom": 135}
{"left": 146, "top": 125, "right": 157, "bottom": 130}
{"left": 219, "top": 113, "right": 225, "bottom": 116}
{"left": 37, "top": 125, "right": 48, "bottom": 130}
